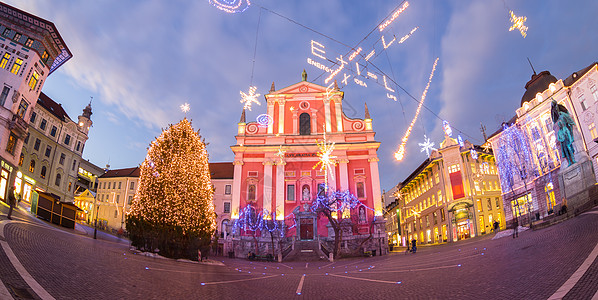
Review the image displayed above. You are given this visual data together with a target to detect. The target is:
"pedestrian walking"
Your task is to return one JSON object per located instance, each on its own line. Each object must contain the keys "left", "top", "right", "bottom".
{"left": 493, "top": 220, "right": 499, "bottom": 233}
{"left": 6, "top": 186, "right": 16, "bottom": 220}
{"left": 411, "top": 239, "right": 417, "bottom": 253}
{"left": 512, "top": 217, "right": 519, "bottom": 238}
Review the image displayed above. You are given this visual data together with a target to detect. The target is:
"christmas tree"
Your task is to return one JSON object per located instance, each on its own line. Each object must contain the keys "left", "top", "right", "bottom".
{"left": 126, "top": 118, "right": 216, "bottom": 259}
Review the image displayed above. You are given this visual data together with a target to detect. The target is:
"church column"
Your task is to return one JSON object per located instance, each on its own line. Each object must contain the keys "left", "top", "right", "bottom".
{"left": 368, "top": 157, "right": 383, "bottom": 217}
{"left": 267, "top": 99, "right": 275, "bottom": 134}
{"left": 231, "top": 160, "right": 244, "bottom": 219}
{"left": 263, "top": 160, "right": 274, "bottom": 217}
{"left": 292, "top": 109, "right": 298, "bottom": 134}
{"left": 275, "top": 161, "right": 285, "bottom": 220}
{"left": 311, "top": 109, "right": 318, "bottom": 134}
{"left": 324, "top": 98, "right": 331, "bottom": 132}
{"left": 335, "top": 100, "right": 343, "bottom": 132}
{"left": 338, "top": 158, "right": 349, "bottom": 191}
{"left": 278, "top": 99, "right": 285, "bottom": 134}
{"left": 327, "top": 164, "right": 337, "bottom": 192}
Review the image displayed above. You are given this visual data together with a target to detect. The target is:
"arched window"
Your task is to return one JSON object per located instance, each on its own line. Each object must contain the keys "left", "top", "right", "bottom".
{"left": 29, "top": 160, "right": 35, "bottom": 173}
{"left": 18, "top": 153, "right": 24, "bottom": 166}
{"left": 55, "top": 173, "right": 61, "bottom": 186}
{"left": 222, "top": 219, "right": 229, "bottom": 234}
{"left": 40, "top": 166, "right": 46, "bottom": 179}
{"left": 299, "top": 113, "right": 311, "bottom": 135}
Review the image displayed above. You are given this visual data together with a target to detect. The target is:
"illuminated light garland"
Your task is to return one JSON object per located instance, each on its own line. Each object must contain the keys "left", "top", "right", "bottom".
{"left": 509, "top": 10, "right": 528, "bottom": 38}
{"left": 240, "top": 86, "right": 261, "bottom": 111}
{"left": 231, "top": 205, "right": 284, "bottom": 236}
{"left": 458, "top": 135, "right": 464, "bottom": 147}
{"left": 348, "top": 47, "right": 362, "bottom": 61}
{"left": 379, "top": 1, "right": 410, "bottom": 32}
{"left": 311, "top": 40, "right": 326, "bottom": 60}
{"left": 355, "top": 62, "right": 362, "bottom": 76}
{"left": 418, "top": 135, "right": 436, "bottom": 157}
{"left": 496, "top": 123, "right": 535, "bottom": 193}
{"left": 383, "top": 75, "right": 395, "bottom": 92}
{"left": 307, "top": 58, "right": 332, "bottom": 73}
{"left": 325, "top": 55, "right": 347, "bottom": 84}
{"left": 180, "top": 103, "right": 190, "bottom": 113}
{"left": 354, "top": 78, "right": 367, "bottom": 87}
{"left": 443, "top": 120, "right": 453, "bottom": 137}
{"left": 382, "top": 35, "right": 396, "bottom": 49}
{"left": 398, "top": 27, "right": 418, "bottom": 44}
{"left": 394, "top": 58, "right": 439, "bottom": 161}
{"left": 365, "top": 50, "right": 375, "bottom": 61}
{"left": 387, "top": 93, "right": 397, "bottom": 101}
{"left": 342, "top": 73, "right": 351, "bottom": 85}
{"left": 209, "top": 0, "right": 251, "bottom": 13}
{"left": 367, "top": 72, "right": 378, "bottom": 80}
{"left": 471, "top": 148, "right": 478, "bottom": 160}
{"left": 310, "top": 190, "right": 376, "bottom": 220}
{"left": 256, "top": 114, "right": 273, "bottom": 127}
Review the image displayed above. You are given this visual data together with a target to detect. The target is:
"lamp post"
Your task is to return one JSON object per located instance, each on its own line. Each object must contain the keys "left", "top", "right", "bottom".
{"left": 93, "top": 199, "right": 100, "bottom": 240}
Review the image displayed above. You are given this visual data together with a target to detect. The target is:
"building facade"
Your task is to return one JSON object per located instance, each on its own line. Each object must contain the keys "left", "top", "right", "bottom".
{"left": 0, "top": 3, "right": 71, "bottom": 203}
{"left": 209, "top": 162, "right": 234, "bottom": 239}
{"left": 18, "top": 92, "right": 92, "bottom": 204}
{"left": 96, "top": 167, "right": 140, "bottom": 232}
{"left": 489, "top": 68, "right": 596, "bottom": 227}
{"left": 77, "top": 159, "right": 104, "bottom": 194}
{"left": 230, "top": 73, "right": 384, "bottom": 246}
{"left": 394, "top": 135, "right": 505, "bottom": 247}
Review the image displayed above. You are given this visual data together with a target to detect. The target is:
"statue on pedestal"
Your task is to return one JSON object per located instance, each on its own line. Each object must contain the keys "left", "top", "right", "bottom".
{"left": 551, "top": 100, "right": 576, "bottom": 167}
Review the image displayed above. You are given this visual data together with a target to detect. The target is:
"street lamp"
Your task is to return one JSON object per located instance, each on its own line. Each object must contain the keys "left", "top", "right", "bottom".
{"left": 93, "top": 198, "right": 100, "bottom": 239}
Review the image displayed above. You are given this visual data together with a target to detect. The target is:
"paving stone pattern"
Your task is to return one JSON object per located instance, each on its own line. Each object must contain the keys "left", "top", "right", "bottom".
{"left": 1, "top": 204, "right": 598, "bottom": 299}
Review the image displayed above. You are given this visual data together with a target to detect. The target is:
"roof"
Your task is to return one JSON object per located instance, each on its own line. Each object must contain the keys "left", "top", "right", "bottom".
{"left": 521, "top": 71, "right": 557, "bottom": 106}
{"left": 100, "top": 167, "right": 140, "bottom": 178}
{"left": 0, "top": 2, "right": 72, "bottom": 74}
{"left": 209, "top": 162, "right": 234, "bottom": 179}
{"left": 564, "top": 62, "right": 598, "bottom": 86}
{"left": 37, "top": 92, "right": 70, "bottom": 121}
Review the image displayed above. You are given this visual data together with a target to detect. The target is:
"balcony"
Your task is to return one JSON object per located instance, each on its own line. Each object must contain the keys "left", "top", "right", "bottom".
{"left": 9, "top": 113, "right": 28, "bottom": 138}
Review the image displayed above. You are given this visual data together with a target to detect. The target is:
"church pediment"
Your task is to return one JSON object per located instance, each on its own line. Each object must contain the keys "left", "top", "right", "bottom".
{"left": 268, "top": 81, "right": 332, "bottom": 96}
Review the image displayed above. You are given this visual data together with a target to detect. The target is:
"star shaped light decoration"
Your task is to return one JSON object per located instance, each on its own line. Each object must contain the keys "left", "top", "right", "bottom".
{"left": 240, "top": 86, "right": 261, "bottom": 111}
{"left": 180, "top": 102, "right": 190, "bottom": 114}
{"left": 275, "top": 146, "right": 286, "bottom": 165}
{"left": 313, "top": 130, "right": 337, "bottom": 191}
{"left": 509, "top": 10, "right": 528, "bottom": 38}
{"left": 418, "top": 135, "right": 437, "bottom": 157}
{"left": 482, "top": 143, "right": 492, "bottom": 153}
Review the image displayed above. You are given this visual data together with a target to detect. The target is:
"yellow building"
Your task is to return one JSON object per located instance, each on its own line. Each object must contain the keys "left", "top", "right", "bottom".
{"left": 391, "top": 133, "right": 506, "bottom": 247}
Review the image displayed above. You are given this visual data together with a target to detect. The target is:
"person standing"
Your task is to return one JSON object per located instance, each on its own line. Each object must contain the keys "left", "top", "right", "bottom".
{"left": 6, "top": 186, "right": 16, "bottom": 220}
{"left": 512, "top": 217, "right": 519, "bottom": 238}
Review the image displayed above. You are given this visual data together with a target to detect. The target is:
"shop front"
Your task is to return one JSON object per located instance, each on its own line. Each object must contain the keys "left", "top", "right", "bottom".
{"left": 0, "top": 159, "right": 14, "bottom": 202}
{"left": 14, "top": 171, "right": 35, "bottom": 204}
{"left": 449, "top": 201, "right": 475, "bottom": 242}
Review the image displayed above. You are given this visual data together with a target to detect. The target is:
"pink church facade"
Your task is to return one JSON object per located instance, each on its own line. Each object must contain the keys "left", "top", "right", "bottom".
{"left": 230, "top": 74, "right": 383, "bottom": 239}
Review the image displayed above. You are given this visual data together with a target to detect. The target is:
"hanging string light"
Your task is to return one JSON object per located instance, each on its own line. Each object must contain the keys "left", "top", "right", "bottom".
{"left": 395, "top": 58, "right": 439, "bottom": 161}
{"left": 240, "top": 86, "right": 261, "bottom": 111}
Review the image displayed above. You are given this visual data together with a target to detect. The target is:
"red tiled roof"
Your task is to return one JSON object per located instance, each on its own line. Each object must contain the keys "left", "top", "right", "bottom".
{"left": 37, "top": 92, "right": 71, "bottom": 121}
{"left": 100, "top": 167, "right": 140, "bottom": 178}
{"left": 209, "top": 162, "right": 234, "bottom": 179}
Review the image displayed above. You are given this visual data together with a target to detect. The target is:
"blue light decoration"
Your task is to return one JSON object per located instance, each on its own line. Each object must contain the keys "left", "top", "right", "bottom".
{"left": 457, "top": 135, "right": 464, "bottom": 147}
{"left": 495, "top": 123, "right": 535, "bottom": 194}
{"left": 443, "top": 120, "right": 453, "bottom": 137}
{"left": 470, "top": 148, "right": 478, "bottom": 160}
{"left": 310, "top": 190, "right": 376, "bottom": 217}
{"left": 256, "top": 114, "right": 273, "bottom": 127}
{"left": 231, "top": 204, "right": 284, "bottom": 236}
{"left": 208, "top": 0, "right": 251, "bottom": 13}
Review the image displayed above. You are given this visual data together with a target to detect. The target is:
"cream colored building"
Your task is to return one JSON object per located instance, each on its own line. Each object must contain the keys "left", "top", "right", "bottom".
{"left": 96, "top": 167, "right": 139, "bottom": 232}
{"left": 18, "top": 92, "right": 92, "bottom": 204}
{"left": 0, "top": 3, "right": 72, "bottom": 202}
{"left": 210, "top": 162, "right": 234, "bottom": 238}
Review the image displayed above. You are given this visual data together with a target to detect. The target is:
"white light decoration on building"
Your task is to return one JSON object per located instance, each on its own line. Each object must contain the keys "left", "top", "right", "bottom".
{"left": 240, "top": 86, "right": 261, "bottom": 111}
{"left": 379, "top": 1, "right": 410, "bottom": 32}
{"left": 418, "top": 135, "right": 436, "bottom": 157}
{"left": 395, "top": 58, "right": 439, "bottom": 161}
{"left": 458, "top": 135, "right": 464, "bottom": 147}
{"left": 325, "top": 55, "right": 347, "bottom": 84}
{"left": 275, "top": 145, "right": 286, "bottom": 165}
{"left": 471, "top": 148, "right": 478, "bottom": 160}
{"left": 256, "top": 114, "right": 273, "bottom": 127}
{"left": 209, "top": 0, "right": 251, "bottom": 13}
{"left": 509, "top": 10, "right": 528, "bottom": 38}
{"left": 180, "top": 102, "right": 190, "bottom": 113}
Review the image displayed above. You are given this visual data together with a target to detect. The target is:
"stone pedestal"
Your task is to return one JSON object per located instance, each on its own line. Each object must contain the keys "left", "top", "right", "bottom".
{"left": 558, "top": 158, "right": 596, "bottom": 212}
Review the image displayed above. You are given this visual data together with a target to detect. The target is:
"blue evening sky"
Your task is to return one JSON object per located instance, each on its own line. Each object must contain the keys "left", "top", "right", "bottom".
{"left": 8, "top": 0, "right": 598, "bottom": 192}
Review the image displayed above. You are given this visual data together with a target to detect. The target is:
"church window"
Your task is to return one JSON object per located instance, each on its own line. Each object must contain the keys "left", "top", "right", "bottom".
{"left": 356, "top": 182, "right": 365, "bottom": 199}
{"left": 286, "top": 184, "right": 295, "bottom": 202}
{"left": 247, "top": 184, "right": 256, "bottom": 201}
{"left": 299, "top": 113, "right": 311, "bottom": 135}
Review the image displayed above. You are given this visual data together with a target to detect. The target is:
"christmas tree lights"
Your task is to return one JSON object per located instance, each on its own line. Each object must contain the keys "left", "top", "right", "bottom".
{"left": 128, "top": 118, "right": 216, "bottom": 236}
{"left": 394, "top": 58, "right": 439, "bottom": 161}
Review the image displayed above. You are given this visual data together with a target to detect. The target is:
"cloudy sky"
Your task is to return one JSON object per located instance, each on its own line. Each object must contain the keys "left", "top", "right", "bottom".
{"left": 8, "top": 0, "right": 598, "bottom": 192}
